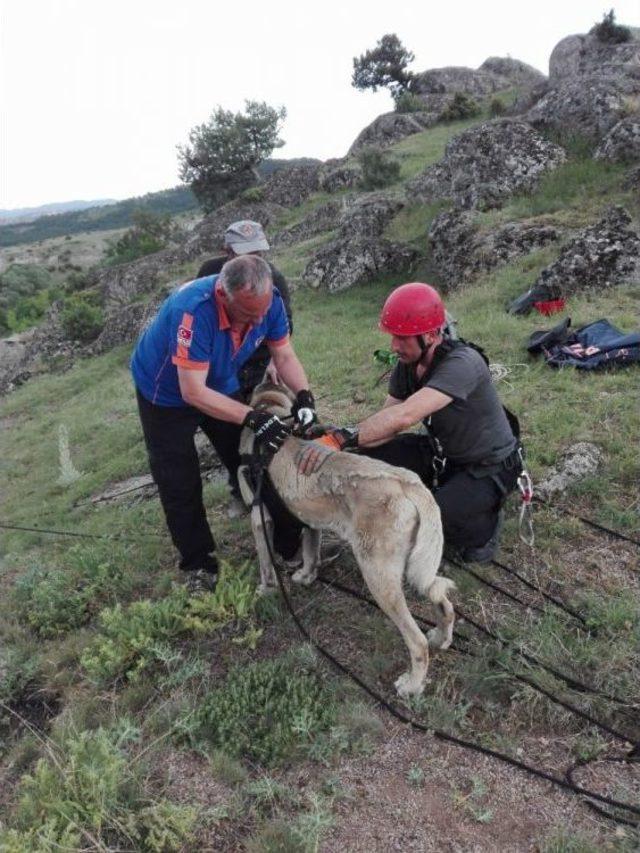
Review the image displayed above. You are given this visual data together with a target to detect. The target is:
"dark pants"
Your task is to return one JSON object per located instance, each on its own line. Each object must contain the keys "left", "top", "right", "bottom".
{"left": 360, "top": 434, "right": 519, "bottom": 549}
{"left": 136, "top": 390, "right": 243, "bottom": 572}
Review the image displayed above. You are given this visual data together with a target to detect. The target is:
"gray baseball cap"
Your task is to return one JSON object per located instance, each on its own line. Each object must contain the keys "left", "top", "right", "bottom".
{"left": 224, "top": 220, "right": 270, "bottom": 254}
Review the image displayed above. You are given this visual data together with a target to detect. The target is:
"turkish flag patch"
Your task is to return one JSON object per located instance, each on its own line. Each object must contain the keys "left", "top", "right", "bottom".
{"left": 177, "top": 325, "right": 193, "bottom": 346}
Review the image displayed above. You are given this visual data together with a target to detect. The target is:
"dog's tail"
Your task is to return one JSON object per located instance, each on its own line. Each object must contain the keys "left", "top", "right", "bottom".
{"left": 404, "top": 482, "right": 450, "bottom": 600}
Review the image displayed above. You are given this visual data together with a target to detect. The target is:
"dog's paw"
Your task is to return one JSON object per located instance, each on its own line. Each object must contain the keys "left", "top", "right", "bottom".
{"left": 427, "top": 628, "right": 451, "bottom": 650}
{"left": 291, "top": 567, "right": 316, "bottom": 586}
{"left": 257, "top": 582, "right": 278, "bottom": 597}
{"left": 394, "top": 671, "right": 425, "bottom": 698}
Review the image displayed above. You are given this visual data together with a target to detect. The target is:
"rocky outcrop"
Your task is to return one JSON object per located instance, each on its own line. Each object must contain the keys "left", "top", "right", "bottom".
{"left": 181, "top": 200, "right": 285, "bottom": 261}
{"left": 508, "top": 206, "right": 640, "bottom": 312}
{"left": 595, "top": 118, "right": 640, "bottom": 162}
{"left": 347, "top": 111, "right": 438, "bottom": 155}
{"left": 429, "top": 209, "right": 559, "bottom": 287}
{"left": 536, "top": 442, "right": 603, "bottom": 499}
{"left": 0, "top": 332, "right": 34, "bottom": 394}
{"left": 337, "top": 193, "right": 405, "bottom": 239}
{"left": 479, "top": 57, "right": 546, "bottom": 89}
{"left": 319, "top": 164, "right": 361, "bottom": 193}
{"left": 526, "top": 31, "right": 640, "bottom": 143}
{"left": 262, "top": 163, "right": 322, "bottom": 207}
{"left": 303, "top": 238, "right": 418, "bottom": 292}
{"left": 271, "top": 200, "right": 349, "bottom": 247}
{"left": 408, "top": 120, "right": 566, "bottom": 210}
{"left": 411, "top": 66, "right": 505, "bottom": 98}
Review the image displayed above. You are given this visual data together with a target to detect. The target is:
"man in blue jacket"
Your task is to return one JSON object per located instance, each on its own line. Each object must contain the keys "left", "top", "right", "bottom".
{"left": 131, "top": 254, "right": 316, "bottom": 591}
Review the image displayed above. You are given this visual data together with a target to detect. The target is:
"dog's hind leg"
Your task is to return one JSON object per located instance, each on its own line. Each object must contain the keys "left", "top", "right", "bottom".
{"left": 358, "top": 552, "right": 430, "bottom": 698}
{"left": 250, "top": 504, "right": 278, "bottom": 594}
{"left": 292, "top": 528, "right": 321, "bottom": 586}
{"left": 426, "top": 577, "right": 455, "bottom": 650}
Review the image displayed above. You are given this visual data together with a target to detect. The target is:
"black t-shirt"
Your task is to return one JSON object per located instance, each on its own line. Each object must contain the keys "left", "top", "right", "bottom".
{"left": 389, "top": 344, "right": 516, "bottom": 466}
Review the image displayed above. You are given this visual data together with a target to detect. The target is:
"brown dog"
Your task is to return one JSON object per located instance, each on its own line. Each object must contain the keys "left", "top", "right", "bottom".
{"left": 238, "top": 383, "right": 455, "bottom": 697}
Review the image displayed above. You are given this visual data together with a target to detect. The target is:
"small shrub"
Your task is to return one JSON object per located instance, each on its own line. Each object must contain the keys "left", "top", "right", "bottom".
{"left": 81, "top": 562, "right": 256, "bottom": 683}
{"left": 104, "top": 208, "right": 175, "bottom": 266}
{"left": 240, "top": 185, "right": 265, "bottom": 202}
{"left": 590, "top": 9, "right": 631, "bottom": 44}
{"left": 357, "top": 146, "right": 401, "bottom": 190}
{"left": 394, "top": 91, "right": 426, "bottom": 113}
{"left": 439, "top": 92, "right": 481, "bottom": 122}
{"left": 61, "top": 296, "right": 104, "bottom": 343}
{"left": 488, "top": 97, "right": 507, "bottom": 117}
{"left": 185, "top": 655, "right": 336, "bottom": 765}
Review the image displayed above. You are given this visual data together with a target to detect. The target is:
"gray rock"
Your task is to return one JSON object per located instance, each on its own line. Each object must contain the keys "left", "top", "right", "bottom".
{"left": 337, "top": 193, "right": 405, "bottom": 239}
{"left": 411, "top": 66, "right": 503, "bottom": 97}
{"left": 536, "top": 442, "right": 602, "bottom": 499}
{"left": 479, "top": 57, "right": 546, "bottom": 89}
{"left": 319, "top": 164, "right": 361, "bottom": 193}
{"left": 271, "top": 200, "right": 349, "bottom": 247}
{"left": 595, "top": 117, "right": 640, "bottom": 163}
{"left": 303, "top": 238, "right": 418, "bottom": 292}
{"left": 262, "top": 163, "right": 322, "bottom": 207}
{"left": 0, "top": 332, "right": 32, "bottom": 394}
{"left": 526, "top": 31, "right": 640, "bottom": 143}
{"left": 181, "top": 200, "right": 285, "bottom": 261}
{"left": 623, "top": 164, "right": 640, "bottom": 190}
{"left": 347, "top": 111, "right": 438, "bottom": 155}
{"left": 407, "top": 120, "right": 566, "bottom": 210}
{"left": 531, "top": 206, "right": 640, "bottom": 300}
{"left": 429, "top": 209, "right": 559, "bottom": 287}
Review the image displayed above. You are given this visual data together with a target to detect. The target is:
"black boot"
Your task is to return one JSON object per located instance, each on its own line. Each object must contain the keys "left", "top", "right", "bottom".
{"left": 461, "top": 510, "right": 504, "bottom": 564}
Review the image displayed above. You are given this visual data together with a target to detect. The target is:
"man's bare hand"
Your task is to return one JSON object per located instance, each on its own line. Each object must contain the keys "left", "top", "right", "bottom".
{"left": 295, "top": 442, "right": 334, "bottom": 476}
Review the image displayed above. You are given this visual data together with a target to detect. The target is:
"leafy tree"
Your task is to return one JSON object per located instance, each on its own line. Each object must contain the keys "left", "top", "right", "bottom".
{"left": 590, "top": 9, "right": 631, "bottom": 43}
{"left": 178, "top": 100, "right": 286, "bottom": 213}
{"left": 439, "top": 92, "right": 481, "bottom": 122}
{"left": 352, "top": 34, "right": 415, "bottom": 99}
{"left": 104, "top": 208, "right": 176, "bottom": 266}
{"left": 0, "top": 263, "right": 53, "bottom": 310}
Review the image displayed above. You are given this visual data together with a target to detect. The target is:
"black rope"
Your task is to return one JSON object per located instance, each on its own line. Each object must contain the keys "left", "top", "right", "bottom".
{"left": 534, "top": 497, "right": 640, "bottom": 551}
{"left": 317, "top": 577, "right": 637, "bottom": 746}
{"left": 253, "top": 464, "right": 640, "bottom": 826}
{"left": 0, "top": 522, "right": 164, "bottom": 542}
{"left": 446, "top": 557, "right": 545, "bottom": 615}
{"left": 566, "top": 756, "right": 640, "bottom": 828}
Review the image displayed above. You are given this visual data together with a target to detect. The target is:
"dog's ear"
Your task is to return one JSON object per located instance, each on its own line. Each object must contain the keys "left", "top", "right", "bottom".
{"left": 251, "top": 380, "right": 296, "bottom": 406}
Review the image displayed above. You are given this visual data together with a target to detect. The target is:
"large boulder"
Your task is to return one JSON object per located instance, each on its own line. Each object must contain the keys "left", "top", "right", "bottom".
{"left": 411, "top": 66, "right": 502, "bottom": 97}
{"left": 337, "top": 193, "right": 405, "bottom": 239}
{"left": 318, "top": 163, "right": 361, "bottom": 193}
{"left": 429, "top": 209, "right": 559, "bottom": 287}
{"left": 478, "top": 57, "right": 546, "bottom": 89}
{"left": 594, "top": 118, "right": 640, "bottom": 163}
{"left": 508, "top": 206, "right": 640, "bottom": 313}
{"left": 303, "top": 238, "right": 418, "bottom": 292}
{"left": 526, "top": 31, "right": 640, "bottom": 143}
{"left": 271, "top": 199, "right": 350, "bottom": 247}
{"left": 262, "top": 163, "right": 322, "bottom": 207}
{"left": 347, "top": 111, "right": 438, "bottom": 155}
{"left": 407, "top": 120, "right": 566, "bottom": 210}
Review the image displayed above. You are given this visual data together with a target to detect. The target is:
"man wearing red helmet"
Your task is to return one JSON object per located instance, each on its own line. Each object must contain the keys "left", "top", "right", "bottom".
{"left": 298, "top": 282, "right": 521, "bottom": 563}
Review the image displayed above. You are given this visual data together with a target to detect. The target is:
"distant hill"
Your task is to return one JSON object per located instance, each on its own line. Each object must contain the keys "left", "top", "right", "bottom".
{"left": 0, "top": 199, "right": 117, "bottom": 225}
{"left": 0, "top": 158, "right": 322, "bottom": 249}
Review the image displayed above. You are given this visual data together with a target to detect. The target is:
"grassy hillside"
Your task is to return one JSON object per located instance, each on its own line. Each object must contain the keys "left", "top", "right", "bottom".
{"left": 1, "top": 118, "right": 639, "bottom": 850}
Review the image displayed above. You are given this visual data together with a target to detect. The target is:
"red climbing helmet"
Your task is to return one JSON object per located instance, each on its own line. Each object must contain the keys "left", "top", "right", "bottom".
{"left": 379, "top": 282, "right": 446, "bottom": 336}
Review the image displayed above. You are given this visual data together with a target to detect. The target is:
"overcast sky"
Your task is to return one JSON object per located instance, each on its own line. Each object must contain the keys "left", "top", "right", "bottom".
{"left": 1, "top": 0, "right": 638, "bottom": 209}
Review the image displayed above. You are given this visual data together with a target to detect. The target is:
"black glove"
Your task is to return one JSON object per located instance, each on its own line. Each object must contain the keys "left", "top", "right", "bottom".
{"left": 291, "top": 389, "right": 317, "bottom": 429}
{"left": 243, "top": 410, "right": 291, "bottom": 454}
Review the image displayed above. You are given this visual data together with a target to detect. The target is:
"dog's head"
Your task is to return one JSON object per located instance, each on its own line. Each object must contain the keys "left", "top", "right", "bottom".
{"left": 248, "top": 380, "right": 295, "bottom": 420}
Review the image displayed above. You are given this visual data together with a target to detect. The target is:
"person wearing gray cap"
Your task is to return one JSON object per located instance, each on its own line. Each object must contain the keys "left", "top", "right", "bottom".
{"left": 197, "top": 220, "right": 293, "bottom": 399}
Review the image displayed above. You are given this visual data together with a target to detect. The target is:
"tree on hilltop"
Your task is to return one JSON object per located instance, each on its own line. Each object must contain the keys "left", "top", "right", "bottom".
{"left": 178, "top": 100, "right": 286, "bottom": 213}
{"left": 352, "top": 34, "right": 415, "bottom": 100}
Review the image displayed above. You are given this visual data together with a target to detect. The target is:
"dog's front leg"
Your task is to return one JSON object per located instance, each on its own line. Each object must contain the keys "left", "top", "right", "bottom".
{"left": 292, "top": 528, "right": 321, "bottom": 586}
{"left": 250, "top": 505, "right": 278, "bottom": 594}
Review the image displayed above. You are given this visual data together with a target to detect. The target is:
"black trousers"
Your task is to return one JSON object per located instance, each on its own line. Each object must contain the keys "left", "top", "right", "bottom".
{"left": 136, "top": 390, "right": 243, "bottom": 572}
{"left": 360, "top": 434, "right": 519, "bottom": 549}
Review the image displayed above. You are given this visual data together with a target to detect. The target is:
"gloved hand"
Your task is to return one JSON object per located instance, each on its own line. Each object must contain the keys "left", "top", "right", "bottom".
{"left": 314, "top": 426, "right": 359, "bottom": 452}
{"left": 243, "top": 410, "right": 291, "bottom": 454}
{"left": 291, "top": 389, "right": 317, "bottom": 429}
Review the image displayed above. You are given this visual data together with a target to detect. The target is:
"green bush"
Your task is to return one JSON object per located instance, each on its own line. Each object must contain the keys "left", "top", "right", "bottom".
{"left": 240, "top": 185, "right": 265, "bottom": 202}
{"left": 81, "top": 562, "right": 256, "bottom": 683}
{"left": 61, "top": 295, "right": 104, "bottom": 342}
{"left": 357, "top": 146, "right": 401, "bottom": 190}
{"left": 185, "top": 654, "right": 336, "bottom": 765}
{"left": 394, "top": 91, "right": 426, "bottom": 113}
{"left": 0, "top": 728, "right": 197, "bottom": 851}
{"left": 488, "top": 98, "right": 507, "bottom": 117}
{"left": 440, "top": 92, "right": 481, "bottom": 122}
{"left": 0, "top": 264, "right": 53, "bottom": 311}
{"left": 590, "top": 9, "right": 631, "bottom": 44}
{"left": 12, "top": 545, "right": 132, "bottom": 638}
{"left": 104, "top": 208, "right": 176, "bottom": 266}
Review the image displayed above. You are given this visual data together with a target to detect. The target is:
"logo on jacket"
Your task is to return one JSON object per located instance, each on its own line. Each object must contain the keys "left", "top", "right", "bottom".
{"left": 254, "top": 336, "right": 265, "bottom": 348}
{"left": 177, "top": 325, "right": 193, "bottom": 346}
